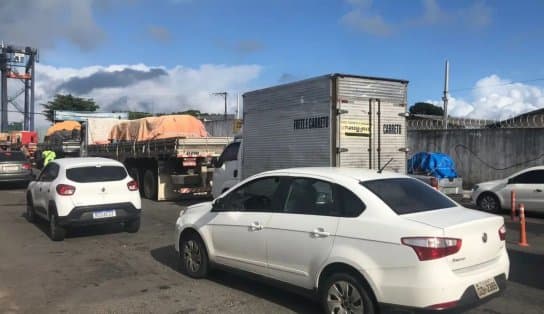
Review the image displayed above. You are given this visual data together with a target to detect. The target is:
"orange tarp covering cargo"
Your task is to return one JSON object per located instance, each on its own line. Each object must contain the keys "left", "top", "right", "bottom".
{"left": 46, "top": 121, "right": 81, "bottom": 136}
{"left": 109, "top": 115, "right": 209, "bottom": 142}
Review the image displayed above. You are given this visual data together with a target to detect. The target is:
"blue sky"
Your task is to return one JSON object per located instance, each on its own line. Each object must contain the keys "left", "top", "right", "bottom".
{"left": 2, "top": 0, "right": 544, "bottom": 125}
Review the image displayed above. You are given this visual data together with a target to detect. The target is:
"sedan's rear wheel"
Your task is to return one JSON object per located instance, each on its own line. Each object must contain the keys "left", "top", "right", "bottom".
{"left": 321, "top": 273, "right": 374, "bottom": 314}
{"left": 180, "top": 234, "right": 209, "bottom": 278}
{"left": 49, "top": 212, "right": 66, "bottom": 241}
{"left": 477, "top": 193, "right": 501, "bottom": 213}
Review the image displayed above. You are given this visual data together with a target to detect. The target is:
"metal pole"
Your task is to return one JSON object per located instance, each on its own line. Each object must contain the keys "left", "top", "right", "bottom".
{"left": 442, "top": 60, "right": 449, "bottom": 130}
{"left": 0, "top": 51, "right": 7, "bottom": 132}
{"left": 30, "top": 55, "right": 35, "bottom": 131}
{"left": 24, "top": 69, "right": 30, "bottom": 131}
{"left": 224, "top": 92, "right": 227, "bottom": 120}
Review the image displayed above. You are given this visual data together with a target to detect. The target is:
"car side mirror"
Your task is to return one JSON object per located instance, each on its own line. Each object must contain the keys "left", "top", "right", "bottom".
{"left": 212, "top": 198, "right": 225, "bottom": 211}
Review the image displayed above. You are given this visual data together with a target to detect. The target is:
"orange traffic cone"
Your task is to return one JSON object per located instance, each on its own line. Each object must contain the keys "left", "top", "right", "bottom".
{"left": 518, "top": 203, "right": 529, "bottom": 247}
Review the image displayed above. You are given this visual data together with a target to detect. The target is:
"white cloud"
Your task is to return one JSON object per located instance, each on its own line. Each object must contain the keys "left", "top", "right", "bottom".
{"left": 414, "top": 0, "right": 492, "bottom": 29}
{"left": 19, "top": 63, "right": 261, "bottom": 130}
{"left": 341, "top": 9, "right": 392, "bottom": 36}
{"left": 427, "top": 75, "right": 544, "bottom": 120}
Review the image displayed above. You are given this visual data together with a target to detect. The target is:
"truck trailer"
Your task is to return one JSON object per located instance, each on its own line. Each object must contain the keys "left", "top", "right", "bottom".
{"left": 82, "top": 117, "right": 231, "bottom": 200}
{"left": 212, "top": 73, "right": 409, "bottom": 198}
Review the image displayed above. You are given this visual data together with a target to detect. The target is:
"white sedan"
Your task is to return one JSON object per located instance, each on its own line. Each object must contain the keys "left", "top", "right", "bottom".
{"left": 174, "top": 167, "right": 509, "bottom": 313}
{"left": 26, "top": 157, "right": 142, "bottom": 241}
{"left": 472, "top": 166, "right": 544, "bottom": 212}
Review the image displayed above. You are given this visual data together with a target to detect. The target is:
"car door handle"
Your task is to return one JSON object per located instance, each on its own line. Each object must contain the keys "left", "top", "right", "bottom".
{"left": 249, "top": 222, "right": 263, "bottom": 231}
{"left": 535, "top": 189, "right": 542, "bottom": 192}
{"left": 311, "top": 228, "right": 330, "bottom": 238}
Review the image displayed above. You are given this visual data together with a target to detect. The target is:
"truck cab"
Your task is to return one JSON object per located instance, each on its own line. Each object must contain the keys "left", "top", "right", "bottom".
{"left": 211, "top": 137, "right": 242, "bottom": 199}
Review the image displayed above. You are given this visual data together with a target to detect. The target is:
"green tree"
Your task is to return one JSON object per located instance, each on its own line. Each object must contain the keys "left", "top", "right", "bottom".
{"left": 42, "top": 94, "right": 99, "bottom": 122}
{"left": 128, "top": 111, "right": 153, "bottom": 120}
{"left": 409, "top": 102, "right": 444, "bottom": 116}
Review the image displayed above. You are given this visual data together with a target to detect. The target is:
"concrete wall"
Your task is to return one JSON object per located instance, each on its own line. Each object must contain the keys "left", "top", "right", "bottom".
{"left": 204, "top": 119, "right": 237, "bottom": 137}
{"left": 408, "top": 129, "right": 544, "bottom": 187}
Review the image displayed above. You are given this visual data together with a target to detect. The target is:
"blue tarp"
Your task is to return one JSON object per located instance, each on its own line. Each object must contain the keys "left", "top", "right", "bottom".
{"left": 408, "top": 152, "right": 458, "bottom": 179}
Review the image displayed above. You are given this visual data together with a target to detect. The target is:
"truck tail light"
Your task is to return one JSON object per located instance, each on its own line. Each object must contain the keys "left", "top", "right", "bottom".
{"left": 498, "top": 224, "right": 506, "bottom": 241}
{"left": 127, "top": 180, "right": 139, "bottom": 191}
{"left": 430, "top": 177, "right": 439, "bottom": 190}
{"left": 401, "top": 237, "right": 462, "bottom": 261}
{"left": 56, "top": 184, "right": 76, "bottom": 196}
{"left": 22, "top": 163, "right": 31, "bottom": 170}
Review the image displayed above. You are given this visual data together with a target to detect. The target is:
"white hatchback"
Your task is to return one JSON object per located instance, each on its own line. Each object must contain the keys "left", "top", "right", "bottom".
{"left": 175, "top": 167, "right": 509, "bottom": 313}
{"left": 26, "top": 157, "right": 142, "bottom": 241}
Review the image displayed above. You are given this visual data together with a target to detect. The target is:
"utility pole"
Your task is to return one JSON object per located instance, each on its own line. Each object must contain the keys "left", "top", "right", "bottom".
{"left": 442, "top": 60, "right": 450, "bottom": 130}
{"left": 213, "top": 92, "right": 228, "bottom": 120}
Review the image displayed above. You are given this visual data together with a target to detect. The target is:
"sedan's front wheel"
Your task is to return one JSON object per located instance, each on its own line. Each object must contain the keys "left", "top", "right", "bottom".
{"left": 477, "top": 193, "right": 501, "bottom": 213}
{"left": 180, "top": 234, "right": 209, "bottom": 278}
{"left": 321, "top": 273, "right": 375, "bottom": 314}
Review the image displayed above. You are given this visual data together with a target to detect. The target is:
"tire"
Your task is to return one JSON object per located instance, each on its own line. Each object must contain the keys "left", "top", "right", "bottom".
{"left": 179, "top": 233, "right": 209, "bottom": 278}
{"left": 124, "top": 217, "right": 141, "bottom": 233}
{"left": 320, "top": 273, "right": 375, "bottom": 314}
{"left": 477, "top": 193, "right": 501, "bottom": 213}
{"left": 26, "top": 195, "right": 36, "bottom": 223}
{"left": 49, "top": 211, "right": 66, "bottom": 241}
{"left": 143, "top": 169, "right": 157, "bottom": 200}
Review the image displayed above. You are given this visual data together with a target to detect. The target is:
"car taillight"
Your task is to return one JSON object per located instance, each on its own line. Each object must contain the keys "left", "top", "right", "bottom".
{"left": 56, "top": 184, "right": 76, "bottom": 196}
{"left": 426, "top": 300, "right": 458, "bottom": 310}
{"left": 127, "top": 180, "right": 139, "bottom": 191}
{"left": 498, "top": 224, "right": 506, "bottom": 241}
{"left": 401, "top": 237, "right": 462, "bottom": 261}
{"left": 22, "top": 163, "right": 31, "bottom": 170}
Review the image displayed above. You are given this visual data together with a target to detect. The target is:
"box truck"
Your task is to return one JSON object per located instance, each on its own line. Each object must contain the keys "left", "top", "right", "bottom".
{"left": 212, "top": 73, "right": 410, "bottom": 198}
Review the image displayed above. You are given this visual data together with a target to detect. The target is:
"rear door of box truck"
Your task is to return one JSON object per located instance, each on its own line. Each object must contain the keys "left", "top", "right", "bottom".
{"left": 335, "top": 75, "right": 408, "bottom": 173}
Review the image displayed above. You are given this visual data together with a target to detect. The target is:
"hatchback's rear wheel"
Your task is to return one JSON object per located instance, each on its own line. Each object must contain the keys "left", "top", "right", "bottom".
{"left": 26, "top": 196, "right": 36, "bottom": 223}
{"left": 180, "top": 234, "right": 209, "bottom": 278}
{"left": 49, "top": 212, "right": 66, "bottom": 241}
{"left": 477, "top": 193, "right": 501, "bottom": 213}
{"left": 321, "top": 273, "right": 374, "bottom": 314}
{"left": 124, "top": 217, "right": 140, "bottom": 233}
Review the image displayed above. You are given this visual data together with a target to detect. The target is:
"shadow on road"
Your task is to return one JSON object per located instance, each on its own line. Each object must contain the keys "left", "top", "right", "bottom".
{"left": 0, "top": 183, "right": 28, "bottom": 190}
{"left": 28, "top": 214, "right": 126, "bottom": 240}
{"left": 150, "top": 245, "right": 321, "bottom": 314}
{"left": 508, "top": 249, "right": 544, "bottom": 290}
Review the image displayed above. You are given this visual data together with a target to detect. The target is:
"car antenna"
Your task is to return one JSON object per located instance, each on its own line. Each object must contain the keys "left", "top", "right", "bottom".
{"left": 377, "top": 158, "right": 394, "bottom": 174}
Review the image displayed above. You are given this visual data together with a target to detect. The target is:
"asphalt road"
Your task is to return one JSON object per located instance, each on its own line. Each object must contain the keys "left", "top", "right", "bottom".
{"left": 0, "top": 186, "right": 543, "bottom": 314}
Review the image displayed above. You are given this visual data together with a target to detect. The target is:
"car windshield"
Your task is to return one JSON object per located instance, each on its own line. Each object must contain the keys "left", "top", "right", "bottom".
{"left": 361, "top": 178, "right": 456, "bottom": 214}
{"left": 66, "top": 166, "right": 127, "bottom": 183}
{"left": 0, "top": 152, "right": 26, "bottom": 162}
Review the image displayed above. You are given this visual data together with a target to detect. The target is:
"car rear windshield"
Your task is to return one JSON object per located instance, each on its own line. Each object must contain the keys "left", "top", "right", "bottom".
{"left": 66, "top": 166, "right": 127, "bottom": 183}
{"left": 0, "top": 152, "right": 26, "bottom": 162}
{"left": 361, "top": 178, "right": 456, "bottom": 214}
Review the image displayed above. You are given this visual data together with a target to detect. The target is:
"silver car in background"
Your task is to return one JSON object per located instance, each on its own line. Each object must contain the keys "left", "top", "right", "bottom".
{"left": 0, "top": 151, "right": 34, "bottom": 186}
{"left": 472, "top": 166, "right": 544, "bottom": 212}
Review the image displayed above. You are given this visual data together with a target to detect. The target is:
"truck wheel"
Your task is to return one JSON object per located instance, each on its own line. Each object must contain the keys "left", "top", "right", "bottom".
{"left": 143, "top": 169, "right": 157, "bottom": 200}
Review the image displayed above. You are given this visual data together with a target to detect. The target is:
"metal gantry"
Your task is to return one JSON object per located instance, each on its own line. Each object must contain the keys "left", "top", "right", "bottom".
{"left": 0, "top": 42, "right": 39, "bottom": 132}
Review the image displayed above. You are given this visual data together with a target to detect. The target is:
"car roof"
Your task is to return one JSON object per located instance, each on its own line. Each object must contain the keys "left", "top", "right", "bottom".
{"left": 257, "top": 167, "right": 409, "bottom": 182}
{"left": 52, "top": 157, "right": 124, "bottom": 168}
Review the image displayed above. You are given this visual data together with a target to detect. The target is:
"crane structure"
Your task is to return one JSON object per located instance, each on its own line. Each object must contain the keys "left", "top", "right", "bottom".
{"left": 0, "top": 42, "right": 39, "bottom": 132}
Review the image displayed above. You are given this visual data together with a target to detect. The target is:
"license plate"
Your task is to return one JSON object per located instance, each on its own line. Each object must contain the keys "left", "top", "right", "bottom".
{"left": 3, "top": 165, "right": 19, "bottom": 172}
{"left": 92, "top": 210, "right": 116, "bottom": 219}
{"left": 474, "top": 277, "right": 499, "bottom": 299}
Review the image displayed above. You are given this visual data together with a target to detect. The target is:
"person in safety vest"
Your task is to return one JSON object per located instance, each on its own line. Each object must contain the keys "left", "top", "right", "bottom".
{"left": 42, "top": 150, "right": 56, "bottom": 167}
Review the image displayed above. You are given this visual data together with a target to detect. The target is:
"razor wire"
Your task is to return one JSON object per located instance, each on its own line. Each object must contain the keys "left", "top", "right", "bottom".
{"left": 407, "top": 114, "right": 544, "bottom": 130}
